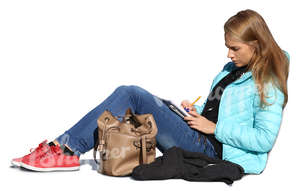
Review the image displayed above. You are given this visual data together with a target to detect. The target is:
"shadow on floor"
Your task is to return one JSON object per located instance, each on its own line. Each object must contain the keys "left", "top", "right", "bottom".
{"left": 80, "top": 159, "right": 98, "bottom": 171}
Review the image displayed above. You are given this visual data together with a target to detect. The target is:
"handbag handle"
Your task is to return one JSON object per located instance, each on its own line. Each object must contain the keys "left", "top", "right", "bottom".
{"left": 93, "top": 116, "right": 110, "bottom": 165}
{"left": 141, "top": 135, "right": 147, "bottom": 164}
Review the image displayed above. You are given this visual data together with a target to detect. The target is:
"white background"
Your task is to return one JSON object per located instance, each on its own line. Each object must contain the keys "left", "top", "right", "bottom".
{"left": 0, "top": 0, "right": 299, "bottom": 190}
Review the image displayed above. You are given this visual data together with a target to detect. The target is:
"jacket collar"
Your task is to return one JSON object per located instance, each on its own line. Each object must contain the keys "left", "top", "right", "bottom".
{"left": 232, "top": 71, "right": 252, "bottom": 84}
{"left": 228, "top": 62, "right": 253, "bottom": 84}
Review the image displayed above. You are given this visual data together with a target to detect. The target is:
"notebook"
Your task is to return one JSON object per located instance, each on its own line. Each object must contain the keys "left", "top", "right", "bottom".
{"left": 160, "top": 98, "right": 191, "bottom": 119}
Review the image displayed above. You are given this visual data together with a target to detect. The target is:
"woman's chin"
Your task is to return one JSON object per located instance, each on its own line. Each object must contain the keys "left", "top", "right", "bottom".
{"left": 234, "top": 62, "right": 242, "bottom": 67}
{"left": 234, "top": 62, "right": 248, "bottom": 68}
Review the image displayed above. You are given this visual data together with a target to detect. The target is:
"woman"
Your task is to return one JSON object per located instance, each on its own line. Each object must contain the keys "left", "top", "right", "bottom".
{"left": 11, "top": 9, "right": 289, "bottom": 174}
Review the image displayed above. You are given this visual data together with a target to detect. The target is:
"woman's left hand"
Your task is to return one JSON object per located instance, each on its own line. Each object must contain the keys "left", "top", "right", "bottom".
{"left": 184, "top": 110, "right": 216, "bottom": 134}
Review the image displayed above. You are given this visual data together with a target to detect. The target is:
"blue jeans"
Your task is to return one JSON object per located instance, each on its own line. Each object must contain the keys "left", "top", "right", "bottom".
{"left": 56, "top": 85, "right": 218, "bottom": 158}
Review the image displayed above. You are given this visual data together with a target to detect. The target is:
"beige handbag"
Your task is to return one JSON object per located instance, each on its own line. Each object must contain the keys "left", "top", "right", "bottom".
{"left": 93, "top": 108, "right": 157, "bottom": 176}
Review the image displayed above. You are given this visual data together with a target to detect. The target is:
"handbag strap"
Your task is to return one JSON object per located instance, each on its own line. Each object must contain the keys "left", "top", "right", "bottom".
{"left": 93, "top": 140, "right": 105, "bottom": 164}
{"left": 93, "top": 117, "right": 110, "bottom": 164}
{"left": 141, "top": 135, "right": 147, "bottom": 164}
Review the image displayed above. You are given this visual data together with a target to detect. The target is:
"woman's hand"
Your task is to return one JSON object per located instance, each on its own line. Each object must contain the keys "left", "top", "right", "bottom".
{"left": 184, "top": 110, "right": 216, "bottom": 134}
{"left": 181, "top": 100, "right": 196, "bottom": 112}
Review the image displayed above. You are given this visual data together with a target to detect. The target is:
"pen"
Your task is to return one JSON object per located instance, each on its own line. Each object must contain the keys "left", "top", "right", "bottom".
{"left": 191, "top": 96, "right": 202, "bottom": 106}
{"left": 184, "top": 96, "right": 202, "bottom": 112}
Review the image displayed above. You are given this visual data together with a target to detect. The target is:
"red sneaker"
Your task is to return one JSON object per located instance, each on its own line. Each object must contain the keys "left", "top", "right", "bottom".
{"left": 20, "top": 144, "right": 80, "bottom": 172}
{"left": 11, "top": 140, "right": 50, "bottom": 167}
{"left": 11, "top": 157, "right": 23, "bottom": 167}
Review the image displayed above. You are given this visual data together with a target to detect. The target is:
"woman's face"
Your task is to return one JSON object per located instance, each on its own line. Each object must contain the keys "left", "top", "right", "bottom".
{"left": 225, "top": 33, "right": 256, "bottom": 67}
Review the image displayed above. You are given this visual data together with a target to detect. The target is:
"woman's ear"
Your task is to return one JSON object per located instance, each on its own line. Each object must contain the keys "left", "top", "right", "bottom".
{"left": 248, "top": 40, "right": 259, "bottom": 52}
{"left": 254, "top": 40, "right": 259, "bottom": 46}
{"left": 250, "top": 40, "right": 259, "bottom": 48}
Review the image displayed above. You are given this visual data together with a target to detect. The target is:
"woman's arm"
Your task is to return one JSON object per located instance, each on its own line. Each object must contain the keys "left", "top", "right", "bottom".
{"left": 214, "top": 84, "right": 285, "bottom": 153}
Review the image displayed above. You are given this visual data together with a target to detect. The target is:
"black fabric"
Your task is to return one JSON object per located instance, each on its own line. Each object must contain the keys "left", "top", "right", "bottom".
{"left": 131, "top": 146, "right": 244, "bottom": 185}
{"left": 201, "top": 65, "right": 249, "bottom": 159}
{"left": 48, "top": 141, "right": 74, "bottom": 156}
{"left": 61, "top": 145, "right": 75, "bottom": 156}
{"left": 48, "top": 142, "right": 56, "bottom": 147}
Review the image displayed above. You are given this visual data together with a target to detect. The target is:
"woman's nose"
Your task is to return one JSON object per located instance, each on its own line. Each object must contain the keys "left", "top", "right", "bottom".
{"left": 227, "top": 49, "right": 235, "bottom": 59}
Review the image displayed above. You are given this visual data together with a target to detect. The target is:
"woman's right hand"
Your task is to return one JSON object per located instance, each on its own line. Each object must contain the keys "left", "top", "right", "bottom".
{"left": 181, "top": 100, "right": 196, "bottom": 112}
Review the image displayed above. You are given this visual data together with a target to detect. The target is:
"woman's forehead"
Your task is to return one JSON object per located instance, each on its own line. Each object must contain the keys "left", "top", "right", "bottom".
{"left": 225, "top": 34, "right": 243, "bottom": 47}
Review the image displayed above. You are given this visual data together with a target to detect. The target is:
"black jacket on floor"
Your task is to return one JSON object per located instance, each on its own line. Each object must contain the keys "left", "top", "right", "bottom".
{"left": 131, "top": 146, "right": 244, "bottom": 185}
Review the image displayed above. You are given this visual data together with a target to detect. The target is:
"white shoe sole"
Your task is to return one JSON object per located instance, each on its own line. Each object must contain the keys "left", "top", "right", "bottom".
{"left": 20, "top": 162, "right": 80, "bottom": 172}
{"left": 11, "top": 160, "right": 21, "bottom": 167}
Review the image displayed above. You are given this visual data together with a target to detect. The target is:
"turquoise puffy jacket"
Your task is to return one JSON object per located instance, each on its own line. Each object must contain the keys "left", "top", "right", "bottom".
{"left": 194, "top": 53, "right": 289, "bottom": 174}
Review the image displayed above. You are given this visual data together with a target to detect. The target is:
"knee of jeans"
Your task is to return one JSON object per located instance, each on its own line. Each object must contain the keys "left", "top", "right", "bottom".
{"left": 128, "top": 85, "right": 145, "bottom": 94}
{"left": 115, "top": 85, "right": 128, "bottom": 93}
{"left": 115, "top": 85, "right": 138, "bottom": 93}
{"left": 118, "top": 85, "right": 163, "bottom": 106}
{"left": 115, "top": 85, "right": 147, "bottom": 97}
{"left": 153, "top": 95, "right": 164, "bottom": 107}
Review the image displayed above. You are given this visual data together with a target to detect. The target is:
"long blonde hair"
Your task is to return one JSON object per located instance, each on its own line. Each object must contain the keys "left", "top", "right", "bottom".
{"left": 224, "top": 9, "right": 289, "bottom": 109}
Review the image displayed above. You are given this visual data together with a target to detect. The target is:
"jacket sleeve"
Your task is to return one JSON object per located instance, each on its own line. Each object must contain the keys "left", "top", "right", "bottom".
{"left": 194, "top": 100, "right": 207, "bottom": 115}
{"left": 214, "top": 84, "right": 285, "bottom": 153}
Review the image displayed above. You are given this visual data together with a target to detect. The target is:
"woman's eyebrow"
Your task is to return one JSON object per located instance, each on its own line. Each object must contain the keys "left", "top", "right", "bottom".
{"left": 225, "top": 43, "right": 231, "bottom": 48}
{"left": 225, "top": 43, "right": 238, "bottom": 49}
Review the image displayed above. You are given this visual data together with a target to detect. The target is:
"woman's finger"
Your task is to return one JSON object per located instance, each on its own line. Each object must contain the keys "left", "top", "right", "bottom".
{"left": 184, "top": 116, "right": 195, "bottom": 121}
{"left": 181, "top": 100, "right": 192, "bottom": 109}
{"left": 181, "top": 100, "right": 189, "bottom": 107}
{"left": 188, "top": 110, "right": 200, "bottom": 117}
{"left": 190, "top": 125, "right": 196, "bottom": 129}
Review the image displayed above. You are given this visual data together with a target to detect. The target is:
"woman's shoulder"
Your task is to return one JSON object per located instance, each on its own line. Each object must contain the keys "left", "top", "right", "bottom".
{"left": 253, "top": 81, "right": 285, "bottom": 110}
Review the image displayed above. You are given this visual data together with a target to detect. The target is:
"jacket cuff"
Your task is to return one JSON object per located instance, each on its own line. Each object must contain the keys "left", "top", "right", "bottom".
{"left": 194, "top": 105, "right": 202, "bottom": 114}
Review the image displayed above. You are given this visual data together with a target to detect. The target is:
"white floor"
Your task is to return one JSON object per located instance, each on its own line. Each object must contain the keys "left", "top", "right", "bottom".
{"left": 4, "top": 146, "right": 298, "bottom": 191}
